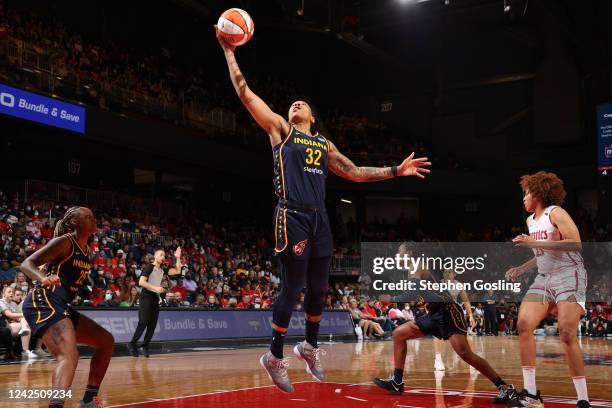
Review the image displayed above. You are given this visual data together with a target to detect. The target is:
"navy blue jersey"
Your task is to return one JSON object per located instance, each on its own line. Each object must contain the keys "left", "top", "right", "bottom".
{"left": 45, "top": 234, "right": 92, "bottom": 302}
{"left": 273, "top": 126, "right": 329, "bottom": 205}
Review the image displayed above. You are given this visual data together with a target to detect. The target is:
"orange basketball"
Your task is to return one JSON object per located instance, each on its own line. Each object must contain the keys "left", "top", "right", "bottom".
{"left": 217, "top": 8, "right": 254, "bottom": 46}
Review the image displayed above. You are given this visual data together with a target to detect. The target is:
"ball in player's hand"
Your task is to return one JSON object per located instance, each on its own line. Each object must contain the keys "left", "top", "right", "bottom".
{"left": 217, "top": 8, "right": 254, "bottom": 46}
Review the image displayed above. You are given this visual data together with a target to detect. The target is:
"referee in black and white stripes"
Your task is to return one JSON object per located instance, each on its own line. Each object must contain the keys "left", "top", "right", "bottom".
{"left": 128, "top": 247, "right": 181, "bottom": 357}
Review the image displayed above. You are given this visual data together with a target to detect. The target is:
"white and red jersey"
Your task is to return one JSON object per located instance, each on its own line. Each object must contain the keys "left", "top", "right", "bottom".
{"left": 527, "top": 205, "right": 583, "bottom": 275}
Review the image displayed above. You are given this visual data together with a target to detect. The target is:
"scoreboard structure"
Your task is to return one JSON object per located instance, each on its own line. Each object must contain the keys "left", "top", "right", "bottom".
{"left": 597, "top": 103, "right": 612, "bottom": 176}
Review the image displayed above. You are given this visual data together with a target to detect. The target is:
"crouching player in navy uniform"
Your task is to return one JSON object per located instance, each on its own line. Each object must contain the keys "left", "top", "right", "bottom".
{"left": 21, "top": 207, "right": 114, "bottom": 408}
{"left": 373, "top": 243, "right": 515, "bottom": 404}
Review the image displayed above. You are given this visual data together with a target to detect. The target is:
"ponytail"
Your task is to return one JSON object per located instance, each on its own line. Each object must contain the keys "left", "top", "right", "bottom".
{"left": 54, "top": 206, "right": 82, "bottom": 238}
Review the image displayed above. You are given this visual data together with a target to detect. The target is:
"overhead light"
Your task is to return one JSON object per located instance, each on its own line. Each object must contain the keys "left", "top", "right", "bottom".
{"left": 341, "top": 199, "right": 352, "bottom": 204}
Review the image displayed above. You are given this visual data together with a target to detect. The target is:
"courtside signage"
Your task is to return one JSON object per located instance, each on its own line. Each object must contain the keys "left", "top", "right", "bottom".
{"left": 79, "top": 309, "right": 354, "bottom": 343}
{"left": 0, "top": 83, "right": 85, "bottom": 133}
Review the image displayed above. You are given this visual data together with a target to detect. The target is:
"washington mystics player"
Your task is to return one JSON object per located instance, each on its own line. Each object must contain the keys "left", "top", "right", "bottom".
{"left": 506, "top": 171, "right": 590, "bottom": 408}
{"left": 216, "top": 29, "right": 431, "bottom": 393}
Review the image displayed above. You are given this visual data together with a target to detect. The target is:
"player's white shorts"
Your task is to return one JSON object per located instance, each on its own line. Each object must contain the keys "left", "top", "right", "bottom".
{"left": 525, "top": 267, "right": 587, "bottom": 312}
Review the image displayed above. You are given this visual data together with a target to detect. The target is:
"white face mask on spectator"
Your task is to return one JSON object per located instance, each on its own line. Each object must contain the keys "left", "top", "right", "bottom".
{"left": 104, "top": 294, "right": 112, "bottom": 301}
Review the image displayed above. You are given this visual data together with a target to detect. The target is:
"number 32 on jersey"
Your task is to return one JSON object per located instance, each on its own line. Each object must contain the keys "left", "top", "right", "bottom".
{"left": 305, "top": 148, "right": 322, "bottom": 166}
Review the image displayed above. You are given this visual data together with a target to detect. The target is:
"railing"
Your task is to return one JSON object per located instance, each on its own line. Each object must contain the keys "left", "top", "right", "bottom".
{"left": 0, "top": 36, "right": 248, "bottom": 138}
{"left": 331, "top": 254, "right": 361, "bottom": 275}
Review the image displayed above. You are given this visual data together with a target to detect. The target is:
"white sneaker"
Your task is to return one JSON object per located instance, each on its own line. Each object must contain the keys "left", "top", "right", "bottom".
{"left": 18, "top": 327, "right": 30, "bottom": 337}
{"left": 434, "top": 358, "right": 445, "bottom": 371}
{"left": 22, "top": 350, "right": 38, "bottom": 360}
{"left": 33, "top": 348, "right": 51, "bottom": 358}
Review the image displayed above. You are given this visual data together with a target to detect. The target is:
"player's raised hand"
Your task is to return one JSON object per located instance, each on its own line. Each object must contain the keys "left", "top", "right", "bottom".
{"left": 215, "top": 25, "right": 236, "bottom": 54}
{"left": 398, "top": 152, "right": 431, "bottom": 179}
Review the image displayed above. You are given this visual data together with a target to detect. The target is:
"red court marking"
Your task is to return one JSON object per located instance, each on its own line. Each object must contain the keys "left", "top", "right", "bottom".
{"left": 109, "top": 383, "right": 612, "bottom": 408}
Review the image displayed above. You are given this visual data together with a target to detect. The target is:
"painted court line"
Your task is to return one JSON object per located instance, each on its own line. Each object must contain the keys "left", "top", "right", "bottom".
{"left": 107, "top": 382, "right": 309, "bottom": 407}
{"left": 345, "top": 396, "right": 368, "bottom": 402}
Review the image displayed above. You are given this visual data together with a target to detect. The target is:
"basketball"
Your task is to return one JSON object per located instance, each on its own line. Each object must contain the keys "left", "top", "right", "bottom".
{"left": 217, "top": 8, "right": 254, "bottom": 46}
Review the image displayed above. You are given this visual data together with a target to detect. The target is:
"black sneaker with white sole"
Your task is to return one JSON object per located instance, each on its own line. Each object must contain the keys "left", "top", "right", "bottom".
{"left": 373, "top": 376, "right": 404, "bottom": 395}
{"left": 506, "top": 388, "right": 544, "bottom": 407}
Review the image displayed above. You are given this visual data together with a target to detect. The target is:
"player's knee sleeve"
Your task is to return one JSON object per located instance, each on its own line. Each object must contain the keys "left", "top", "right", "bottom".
{"left": 272, "top": 285, "right": 303, "bottom": 328}
{"left": 304, "top": 290, "right": 325, "bottom": 316}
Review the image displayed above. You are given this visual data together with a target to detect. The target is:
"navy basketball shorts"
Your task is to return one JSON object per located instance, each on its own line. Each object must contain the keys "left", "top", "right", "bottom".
{"left": 22, "top": 287, "right": 81, "bottom": 337}
{"left": 415, "top": 302, "right": 468, "bottom": 340}
{"left": 273, "top": 202, "right": 333, "bottom": 260}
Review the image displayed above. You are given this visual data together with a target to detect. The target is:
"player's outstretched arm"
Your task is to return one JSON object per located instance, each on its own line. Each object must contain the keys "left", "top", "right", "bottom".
{"left": 215, "top": 27, "right": 289, "bottom": 145}
{"left": 328, "top": 141, "right": 431, "bottom": 182}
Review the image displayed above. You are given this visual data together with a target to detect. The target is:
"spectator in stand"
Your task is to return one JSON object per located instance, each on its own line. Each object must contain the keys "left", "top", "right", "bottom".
{"left": 126, "top": 286, "right": 139, "bottom": 308}
{"left": 362, "top": 299, "right": 394, "bottom": 332}
{"left": 9, "top": 271, "right": 29, "bottom": 293}
{"left": 174, "top": 291, "right": 187, "bottom": 307}
{"left": 205, "top": 295, "right": 220, "bottom": 310}
{"left": 261, "top": 295, "right": 273, "bottom": 309}
{"left": 193, "top": 294, "right": 207, "bottom": 307}
{"left": 338, "top": 296, "right": 350, "bottom": 310}
{"left": 0, "top": 286, "right": 37, "bottom": 359}
{"left": 237, "top": 294, "right": 251, "bottom": 309}
{"left": 349, "top": 299, "right": 385, "bottom": 339}
{"left": 99, "top": 290, "right": 120, "bottom": 307}
{"left": 403, "top": 303, "right": 415, "bottom": 321}
{"left": 0, "top": 259, "right": 17, "bottom": 282}
{"left": 171, "top": 278, "right": 187, "bottom": 303}
{"left": 165, "top": 292, "right": 179, "bottom": 308}
{"left": 358, "top": 301, "right": 390, "bottom": 337}
{"left": 183, "top": 272, "right": 198, "bottom": 301}
{"left": 388, "top": 303, "right": 407, "bottom": 326}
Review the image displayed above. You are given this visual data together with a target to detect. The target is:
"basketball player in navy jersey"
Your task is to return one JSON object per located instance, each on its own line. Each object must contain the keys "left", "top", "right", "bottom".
{"left": 21, "top": 207, "right": 114, "bottom": 408}
{"left": 373, "top": 243, "right": 514, "bottom": 403}
{"left": 216, "top": 29, "right": 430, "bottom": 393}
{"left": 505, "top": 172, "right": 590, "bottom": 408}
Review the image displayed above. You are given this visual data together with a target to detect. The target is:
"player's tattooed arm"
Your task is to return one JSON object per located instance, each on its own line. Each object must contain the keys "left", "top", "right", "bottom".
{"left": 215, "top": 27, "right": 289, "bottom": 144}
{"left": 328, "top": 141, "right": 431, "bottom": 182}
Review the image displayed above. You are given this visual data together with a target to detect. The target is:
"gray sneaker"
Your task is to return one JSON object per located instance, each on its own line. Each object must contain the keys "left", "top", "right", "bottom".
{"left": 259, "top": 351, "right": 294, "bottom": 393}
{"left": 293, "top": 341, "right": 326, "bottom": 382}
{"left": 76, "top": 397, "right": 103, "bottom": 407}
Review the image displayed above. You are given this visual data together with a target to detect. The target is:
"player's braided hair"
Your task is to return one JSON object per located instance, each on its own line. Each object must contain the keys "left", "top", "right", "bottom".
{"left": 53, "top": 206, "right": 82, "bottom": 238}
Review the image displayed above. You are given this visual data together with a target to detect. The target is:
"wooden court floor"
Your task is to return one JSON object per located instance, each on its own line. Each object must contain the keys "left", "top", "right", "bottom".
{"left": 0, "top": 337, "right": 610, "bottom": 407}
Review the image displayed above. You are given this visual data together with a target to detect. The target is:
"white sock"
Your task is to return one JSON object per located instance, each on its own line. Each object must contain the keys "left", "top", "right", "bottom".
{"left": 572, "top": 376, "right": 589, "bottom": 402}
{"left": 435, "top": 352, "right": 442, "bottom": 362}
{"left": 522, "top": 366, "right": 537, "bottom": 395}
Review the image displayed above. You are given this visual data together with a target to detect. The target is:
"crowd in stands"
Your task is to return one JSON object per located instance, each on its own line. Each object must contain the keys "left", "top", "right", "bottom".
{"left": 0, "top": 1, "right": 459, "bottom": 168}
